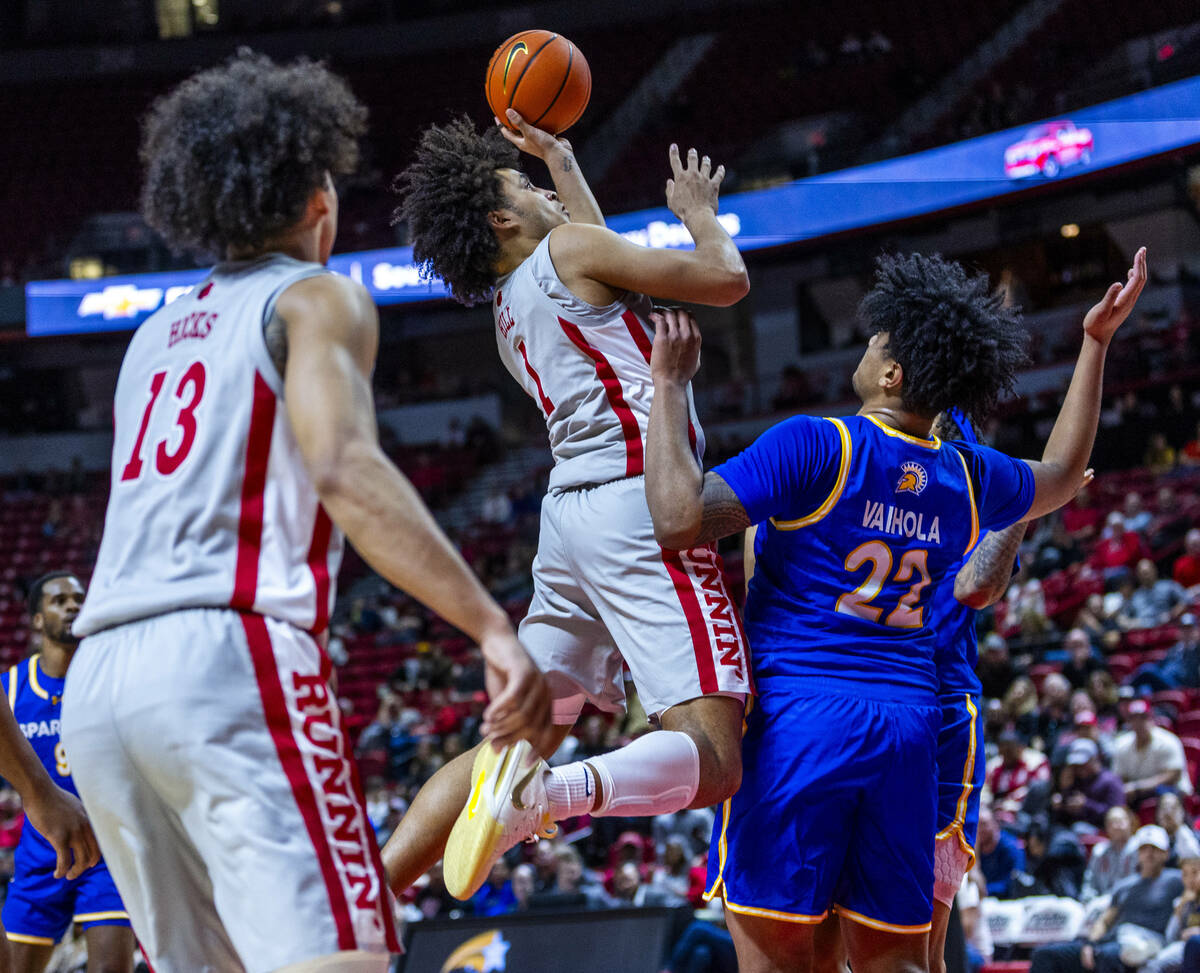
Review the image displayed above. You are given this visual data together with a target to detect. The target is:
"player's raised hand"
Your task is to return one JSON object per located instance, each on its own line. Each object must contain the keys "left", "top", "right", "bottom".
{"left": 1083, "top": 246, "right": 1147, "bottom": 345}
{"left": 650, "top": 307, "right": 702, "bottom": 386}
{"left": 479, "top": 628, "right": 555, "bottom": 755}
{"left": 497, "top": 109, "right": 571, "bottom": 161}
{"left": 665, "top": 144, "right": 725, "bottom": 221}
{"left": 25, "top": 782, "right": 99, "bottom": 880}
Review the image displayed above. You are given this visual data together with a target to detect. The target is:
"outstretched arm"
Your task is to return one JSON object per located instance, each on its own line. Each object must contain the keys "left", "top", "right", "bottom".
{"left": 500, "top": 109, "right": 604, "bottom": 227}
{"left": 645, "top": 308, "right": 750, "bottom": 549}
{"left": 0, "top": 695, "right": 97, "bottom": 879}
{"left": 549, "top": 145, "right": 748, "bottom": 307}
{"left": 280, "top": 274, "right": 554, "bottom": 753}
{"left": 1021, "top": 248, "right": 1146, "bottom": 521}
{"left": 954, "top": 523, "right": 1027, "bottom": 609}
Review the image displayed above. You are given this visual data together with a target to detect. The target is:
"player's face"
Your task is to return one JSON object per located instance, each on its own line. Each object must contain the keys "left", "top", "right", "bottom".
{"left": 35, "top": 576, "right": 84, "bottom": 646}
{"left": 496, "top": 168, "right": 569, "bottom": 238}
{"left": 851, "top": 331, "right": 888, "bottom": 401}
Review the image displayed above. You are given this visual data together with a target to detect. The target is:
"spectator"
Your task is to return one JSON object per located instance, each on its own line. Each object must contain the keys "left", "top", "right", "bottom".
{"left": 1087, "top": 670, "right": 1122, "bottom": 727}
{"left": 612, "top": 862, "right": 684, "bottom": 908}
{"left": 511, "top": 863, "right": 536, "bottom": 912}
{"left": 1061, "top": 629, "right": 1105, "bottom": 690}
{"left": 471, "top": 858, "right": 517, "bottom": 916}
{"left": 1129, "top": 559, "right": 1190, "bottom": 629}
{"left": 654, "top": 807, "right": 716, "bottom": 861}
{"left": 1144, "top": 433, "right": 1177, "bottom": 475}
{"left": 662, "top": 915, "right": 738, "bottom": 973}
{"left": 1037, "top": 673, "right": 1074, "bottom": 754}
{"left": 1174, "top": 530, "right": 1200, "bottom": 593}
{"left": 977, "top": 807, "right": 1025, "bottom": 898}
{"left": 530, "top": 841, "right": 558, "bottom": 893}
{"left": 1158, "top": 793, "right": 1200, "bottom": 866}
{"left": 1052, "top": 739, "right": 1126, "bottom": 830}
{"left": 1002, "top": 677, "right": 1041, "bottom": 743}
{"left": 1072, "top": 710, "right": 1115, "bottom": 764}
{"left": 1125, "top": 492, "right": 1154, "bottom": 534}
{"left": 1094, "top": 511, "right": 1147, "bottom": 578}
{"left": 1081, "top": 806, "right": 1137, "bottom": 901}
{"left": 979, "top": 633, "right": 1017, "bottom": 700}
{"left": 1179, "top": 421, "right": 1200, "bottom": 467}
{"left": 1130, "top": 613, "right": 1200, "bottom": 693}
{"left": 649, "top": 837, "right": 692, "bottom": 901}
{"left": 958, "top": 866, "right": 993, "bottom": 973}
{"left": 1019, "top": 818, "right": 1085, "bottom": 899}
{"left": 1113, "top": 700, "right": 1194, "bottom": 804}
{"left": 986, "top": 729, "right": 1051, "bottom": 824}
{"left": 531, "top": 845, "right": 611, "bottom": 910}
{"left": 1029, "top": 825, "right": 1183, "bottom": 973}
{"left": 413, "top": 860, "right": 460, "bottom": 919}
{"left": 480, "top": 487, "right": 513, "bottom": 525}
{"left": 1062, "top": 483, "right": 1103, "bottom": 540}
{"left": 1143, "top": 852, "right": 1200, "bottom": 973}
{"left": 1076, "top": 593, "right": 1123, "bottom": 652}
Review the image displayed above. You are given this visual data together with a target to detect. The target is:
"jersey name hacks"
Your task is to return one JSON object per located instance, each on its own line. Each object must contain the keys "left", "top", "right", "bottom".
{"left": 76, "top": 255, "right": 342, "bottom": 637}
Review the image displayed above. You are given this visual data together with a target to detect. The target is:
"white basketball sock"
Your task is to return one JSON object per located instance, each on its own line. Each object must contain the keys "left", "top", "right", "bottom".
{"left": 544, "top": 761, "right": 598, "bottom": 819}
{"left": 554, "top": 734, "right": 700, "bottom": 815}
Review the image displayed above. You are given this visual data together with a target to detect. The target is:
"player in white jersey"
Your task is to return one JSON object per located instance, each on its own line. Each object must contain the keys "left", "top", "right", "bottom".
{"left": 381, "top": 111, "right": 753, "bottom": 900}
{"left": 61, "top": 53, "right": 552, "bottom": 973}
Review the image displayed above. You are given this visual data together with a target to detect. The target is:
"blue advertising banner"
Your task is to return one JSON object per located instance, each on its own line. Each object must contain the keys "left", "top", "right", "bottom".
{"left": 26, "top": 74, "right": 1200, "bottom": 337}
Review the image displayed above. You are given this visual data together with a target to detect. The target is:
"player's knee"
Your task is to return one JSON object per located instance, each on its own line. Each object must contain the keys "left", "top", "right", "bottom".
{"left": 691, "top": 736, "right": 741, "bottom": 806}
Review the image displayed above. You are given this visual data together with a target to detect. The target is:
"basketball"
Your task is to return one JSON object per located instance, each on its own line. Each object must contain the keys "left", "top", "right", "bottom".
{"left": 486, "top": 30, "right": 591, "bottom": 135}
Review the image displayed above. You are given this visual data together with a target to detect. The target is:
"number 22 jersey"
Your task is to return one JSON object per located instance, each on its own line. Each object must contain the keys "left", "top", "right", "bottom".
{"left": 76, "top": 255, "right": 342, "bottom": 639}
{"left": 716, "top": 414, "right": 1034, "bottom": 704}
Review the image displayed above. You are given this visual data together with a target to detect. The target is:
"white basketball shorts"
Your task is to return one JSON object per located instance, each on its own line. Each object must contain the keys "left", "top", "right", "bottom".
{"left": 522, "top": 476, "right": 753, "bottom": 723}
{"left": 60, "top": 608, "right": 400, "bottom": 973}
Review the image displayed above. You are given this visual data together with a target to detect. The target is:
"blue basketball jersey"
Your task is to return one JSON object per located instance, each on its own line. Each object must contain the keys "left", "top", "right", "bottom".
{"left": 3, "top": 656, "right": 75, "bottom": 861}
{"left": 714, "top": 414, "right": 1034, "bottom": 703}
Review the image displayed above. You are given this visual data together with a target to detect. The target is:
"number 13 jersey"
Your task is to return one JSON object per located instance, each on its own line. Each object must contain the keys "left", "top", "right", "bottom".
{"left": 76, "top": 255, "right": 341, "bottom": 638}
{"left": 715, "top": 414, "right": 1034, "bottom": 703}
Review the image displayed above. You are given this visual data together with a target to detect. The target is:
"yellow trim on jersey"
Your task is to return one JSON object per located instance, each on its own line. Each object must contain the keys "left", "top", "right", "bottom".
{"left": 865, "top": 415, "right": 941, "bottom": 449}
{"left": 935, "top": 693, "right": 980, "bottom": 867}
{"left": 834, "top": 904, "right": 932, "bottom": 934}
{"left": 27, "top": 655, "right": 49, "bottom": 702}
{"left": 703, "top": 798, "right": 732, "bottom": 901}
{"left": 770, "top": 418, "right": 853, "bottom": 531}
{"left": 722, "top": 898, "right": 830, "bottom": 924}
{"left": 5, "top": 664, "right": 16, "bottom": 712}
{"left": 5, "top": 932, "right": 55, "bottom": 945}
{"left": 954, "top": 449, "right": 980, "bottom": 554}
{"left": 73, "top": 911, "right": 130, "bottom": 923}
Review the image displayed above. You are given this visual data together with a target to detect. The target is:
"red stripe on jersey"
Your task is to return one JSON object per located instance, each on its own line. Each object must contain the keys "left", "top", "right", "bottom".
{"left": 306, "top": 506, "right": 334, "bottom": 636}
{"left": 517, "top": 340, "right": 555, "bottom": 417}
{"left": 622, "top": 310, "right": 698, "bottom": 455}
{"left": 241, "top": 614, "right": 357, "bottom": 951}
{"left": 232, "top": 373, "right": 276, "bottom": 610}
{"left": 660, "top": 548, "right": 719, "bottom": 694}
{"left": 559, "top": 317, "right": 643, "bottom": 476}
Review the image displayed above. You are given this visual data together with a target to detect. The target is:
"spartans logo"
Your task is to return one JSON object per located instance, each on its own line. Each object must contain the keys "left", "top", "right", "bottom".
{"left": 895, "top": 461, "right": 929, "bottom": 496}
{"left": 441, "top": 930, "right": 510, "bottom": 972}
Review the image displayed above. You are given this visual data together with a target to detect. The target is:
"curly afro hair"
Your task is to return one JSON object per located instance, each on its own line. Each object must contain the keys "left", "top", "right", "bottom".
{"left": 393, "top": 116, "right": 520, "bottom": 306}
{"left": 140, "top": 49, "right": 367, "bottom": 258}
{"left": 859, "top": 252, "right": 1029, "bottom": 420}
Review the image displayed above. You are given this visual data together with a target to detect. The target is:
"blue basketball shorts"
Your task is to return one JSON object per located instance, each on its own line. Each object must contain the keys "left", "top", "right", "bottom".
{"left": 935, "top": 691, "right": 984, "bottom": 856}
{"left": 705, "top": 686, "right": 940, "bottom": 932}
{"left": 2, "top": 852, "right": 130, "bottom": 945}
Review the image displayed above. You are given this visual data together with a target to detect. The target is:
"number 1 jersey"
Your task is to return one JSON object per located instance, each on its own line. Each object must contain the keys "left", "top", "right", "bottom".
{"left": 716, "top": 414, "right": 1034, "bottom": 704}
{"left": 76, "top": 255, "right": 342, "bottom": 638}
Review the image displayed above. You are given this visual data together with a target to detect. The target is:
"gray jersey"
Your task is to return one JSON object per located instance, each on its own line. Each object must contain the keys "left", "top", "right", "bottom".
{"left": 77, "top": 255, "right": 343, "bottom": 637}
{"left": 493, "top": 232, "right": 705, "bottom": 490}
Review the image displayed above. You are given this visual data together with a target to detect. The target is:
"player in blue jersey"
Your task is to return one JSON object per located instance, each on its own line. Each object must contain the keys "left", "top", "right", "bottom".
{"left": 2, "top": 573, "right": 134, "bottom": 973}
{"left": 646, "top": 247, "right": 1147, "bottom": 973}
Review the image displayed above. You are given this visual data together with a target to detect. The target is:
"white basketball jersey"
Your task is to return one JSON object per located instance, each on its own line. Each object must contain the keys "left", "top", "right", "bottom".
{"left": 76, "top": 255, "right": 344, "bottom": 638}
{"left": 494, "top": 233, "right": 705, "bottom": 490}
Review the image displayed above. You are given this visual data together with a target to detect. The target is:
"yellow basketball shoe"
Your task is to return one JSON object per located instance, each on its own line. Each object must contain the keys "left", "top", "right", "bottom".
{"left": 443, "top": 739, "right": 558, "bottom": 900}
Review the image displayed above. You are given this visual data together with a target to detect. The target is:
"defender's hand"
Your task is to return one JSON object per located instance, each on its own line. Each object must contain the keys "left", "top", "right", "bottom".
{"left": 1082, "top": 247, "right": 1146, "bottom": 346}
{"left": 480, "top": 629, "right": 555, "bottom": 755}
{"left": 650, "top": 308, "right": 701, "bottom": 386}
{"left": 665, "top": 145, "right": 725, "bottom": 222}
{"left": 25, "top": 783, "right": 99, "bottom": 880}
{"left": 498, "top": 109, "right": 573, "bottom": 162}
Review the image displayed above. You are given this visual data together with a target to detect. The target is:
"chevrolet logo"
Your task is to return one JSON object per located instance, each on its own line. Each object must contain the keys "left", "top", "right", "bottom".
{"left": 77, "top": 284, "right": 164, "bottom": 320}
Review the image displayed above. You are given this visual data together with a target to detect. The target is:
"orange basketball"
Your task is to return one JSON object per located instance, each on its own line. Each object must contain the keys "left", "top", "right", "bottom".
{"left": 485, "top": 30, "right": 591, "bottom": 136}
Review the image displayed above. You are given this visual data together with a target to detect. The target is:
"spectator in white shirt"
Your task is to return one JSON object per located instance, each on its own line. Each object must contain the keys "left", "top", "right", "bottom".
{"left": 1113, "top": 699, "right": 1193, "bottom": 804}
